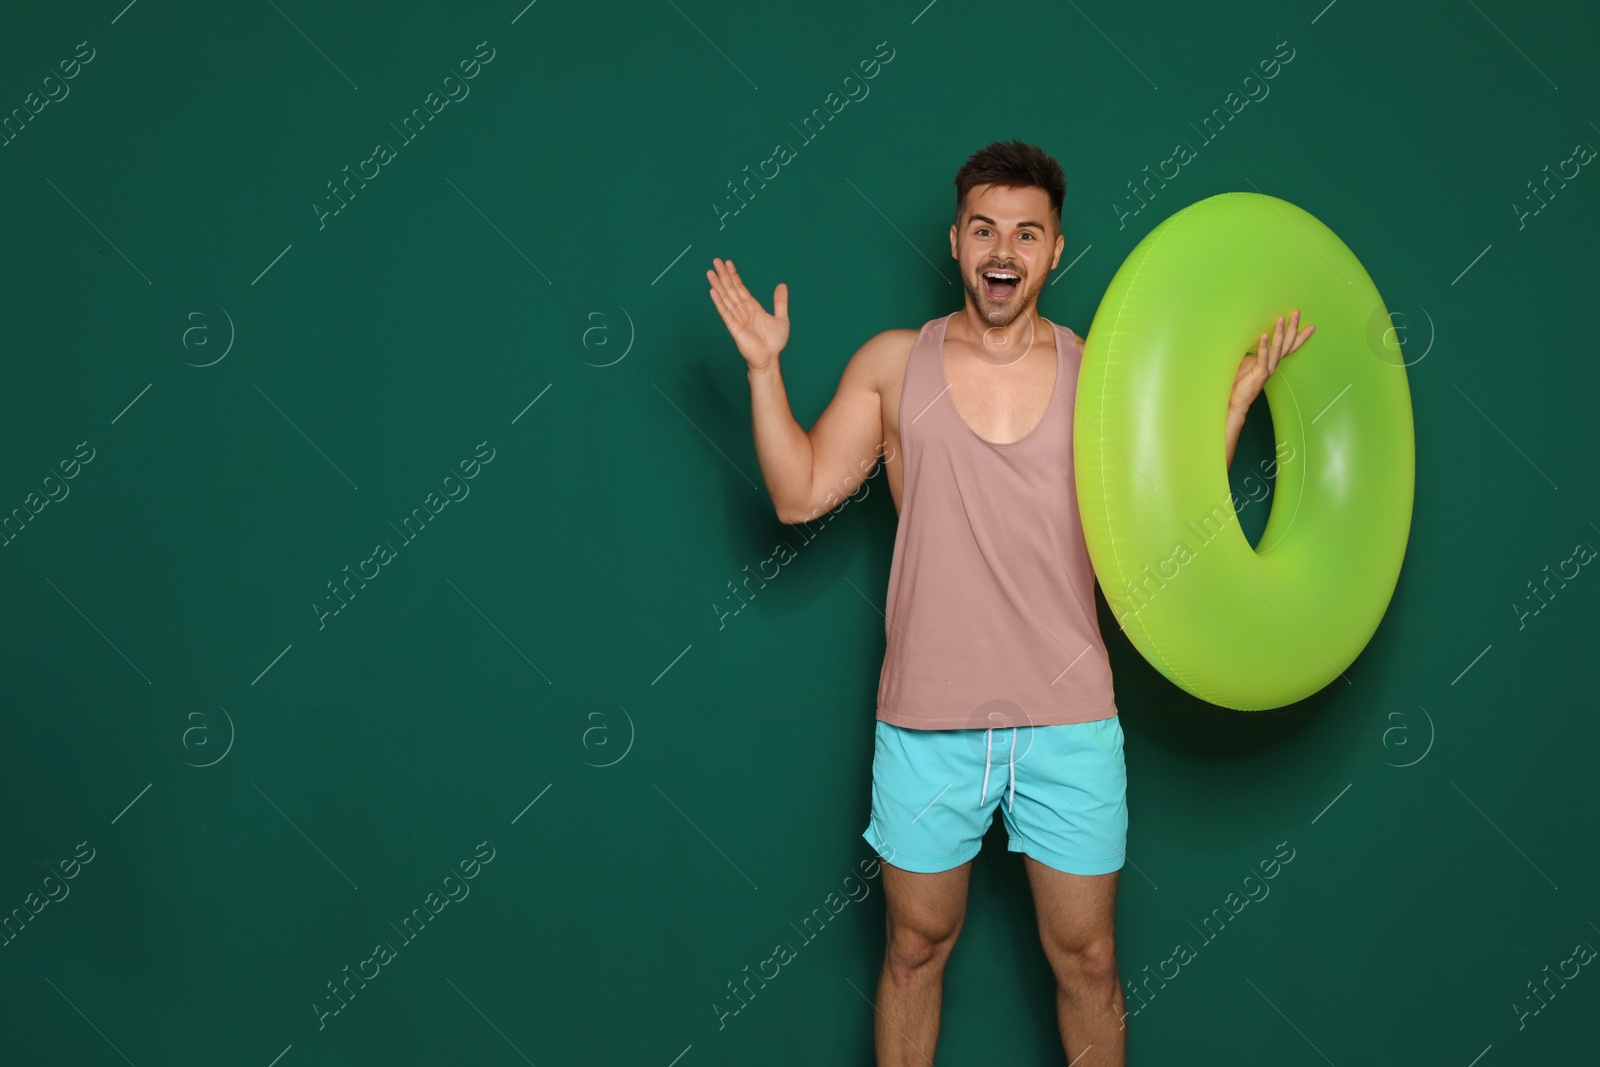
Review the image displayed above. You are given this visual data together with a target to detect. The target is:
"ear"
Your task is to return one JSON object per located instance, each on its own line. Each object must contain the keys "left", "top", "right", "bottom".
{"left": 949, "top": 223, "right": 958, "bottom": 261}
{"left": 1051, "top": 232, "right": 1065, "bottom": 270}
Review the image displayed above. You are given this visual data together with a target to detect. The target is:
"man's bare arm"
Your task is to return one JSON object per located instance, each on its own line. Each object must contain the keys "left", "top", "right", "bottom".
{"left": 752, "top": 334, "right": 891, "bottom": 524}
{"left": 708, "top": 257, "right": 891, "bottom": 524}
{"left": 744, "top": 357, "right": 814, "bottom": 521}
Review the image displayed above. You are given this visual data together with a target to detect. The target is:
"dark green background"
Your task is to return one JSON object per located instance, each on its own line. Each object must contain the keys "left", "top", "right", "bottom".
{"left": 2, "top": 0, "right": 1595, "bottom": 1063}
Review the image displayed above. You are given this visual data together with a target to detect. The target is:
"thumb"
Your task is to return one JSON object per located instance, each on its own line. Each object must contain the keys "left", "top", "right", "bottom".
{"left": 773, "top": 282, "right": 788, "bottom": 321}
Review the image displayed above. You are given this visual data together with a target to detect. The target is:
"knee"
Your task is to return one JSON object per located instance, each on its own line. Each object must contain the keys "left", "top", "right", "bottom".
{"left": 1047, "top": 936, "right": 1118, "bottom": 987}
{"left": 885, "top": 920, "right": 961, "bottom": 979}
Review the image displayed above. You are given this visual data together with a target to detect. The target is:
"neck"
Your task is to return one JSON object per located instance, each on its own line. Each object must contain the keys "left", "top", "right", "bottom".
{"left": 950, "top": 306, "right": 1050, "bottom": 361}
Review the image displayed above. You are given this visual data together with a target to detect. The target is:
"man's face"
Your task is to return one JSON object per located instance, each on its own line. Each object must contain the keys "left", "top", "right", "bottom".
{"left": 949, "top": 183, "right": 1065, "bottom": 328}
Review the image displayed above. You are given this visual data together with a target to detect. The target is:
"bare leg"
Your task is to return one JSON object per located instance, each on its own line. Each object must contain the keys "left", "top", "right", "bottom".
{"left": 1024, "top": 857, "right": 1125, "bottom": 1066}
{"left": 873, "top": 858, "right": 972, "bottom": 1065}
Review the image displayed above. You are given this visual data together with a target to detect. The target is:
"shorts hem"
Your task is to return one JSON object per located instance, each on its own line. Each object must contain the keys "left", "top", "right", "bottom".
{"left": 1007, "top": 838, "right": 1125, "bottom": 876}
{"left": 861, "top": 828, "right": 981, "bottom": 874}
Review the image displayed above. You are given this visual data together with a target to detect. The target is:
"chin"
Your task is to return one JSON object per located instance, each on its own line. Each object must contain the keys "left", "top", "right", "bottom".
{"left": 981, "top": 296, "right": 1030, "bottom": 328}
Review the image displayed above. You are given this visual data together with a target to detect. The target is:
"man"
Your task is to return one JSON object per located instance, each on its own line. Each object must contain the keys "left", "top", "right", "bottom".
{"left": 707, "top": 139, "right": 1310, "bottom": 1065}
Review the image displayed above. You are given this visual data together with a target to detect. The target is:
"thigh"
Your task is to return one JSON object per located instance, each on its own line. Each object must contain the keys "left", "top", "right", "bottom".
{"left": 882, "top": 857, "right": 974, "bottom": 947}
{"left": 1024, "top": 856, "right": 1119, "bottom": 955}
{"left": 1002, "top": 715, "right": 1128, "bottom": 876}
{"left": 862, "top": 721, "right": 998, "bottom": 874}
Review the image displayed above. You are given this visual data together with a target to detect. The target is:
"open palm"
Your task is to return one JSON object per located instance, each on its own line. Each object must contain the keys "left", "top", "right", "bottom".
{"left": 708, "top": 257, "right": 790, "bottom": 371}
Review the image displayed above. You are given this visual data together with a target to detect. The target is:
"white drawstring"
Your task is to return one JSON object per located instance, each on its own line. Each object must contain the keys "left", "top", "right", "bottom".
{"left": 1008, "top": 726, "right": 1016, "bottom": 813}
{"left": 980, "top": 727, "right": 1019, "bottom": 813}
{"left": 980, "top": 728, "right": 993, "bottom": 807}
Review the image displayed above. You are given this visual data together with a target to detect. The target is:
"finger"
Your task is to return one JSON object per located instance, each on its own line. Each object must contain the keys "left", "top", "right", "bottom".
{"left": 773, "top": 282, "right": 788, "bottom": 321}
{"left": 708, "top": 264, "right": 747, "bottom": 330}
{"left": 709, "top": 286, "right": 737, "bottom": 330}
{"left": 1279, "top": 318, "right": 1311, "bottom": 356}
{"left": 709, "top": 259, "right": 736, "bottom": 306}
{"left": 728, "top": 259, "right": 752, "bottom": 302}
{"left": 708, "top": 288, "right": 740, "bottom": 335}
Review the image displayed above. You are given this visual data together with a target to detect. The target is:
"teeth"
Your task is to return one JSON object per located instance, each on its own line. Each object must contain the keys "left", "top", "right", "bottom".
{"left": 984, "top": 271, "right": 1019, "bottom": 281}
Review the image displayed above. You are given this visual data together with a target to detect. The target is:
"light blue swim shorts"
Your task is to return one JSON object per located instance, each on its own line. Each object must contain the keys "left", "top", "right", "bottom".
{"left": 861, "top": 716, "right": 1128, "bottom": 876}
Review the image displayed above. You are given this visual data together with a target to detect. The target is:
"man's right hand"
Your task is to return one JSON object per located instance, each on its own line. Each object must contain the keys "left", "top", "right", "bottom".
{"left": 708, "top": 257, "right": 789, "bottom": 372}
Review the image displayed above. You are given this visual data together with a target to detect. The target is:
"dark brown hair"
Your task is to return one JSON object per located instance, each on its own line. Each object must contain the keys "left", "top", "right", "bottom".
{"left": 953, "top": 139, "right": 1066, "bottom": 231}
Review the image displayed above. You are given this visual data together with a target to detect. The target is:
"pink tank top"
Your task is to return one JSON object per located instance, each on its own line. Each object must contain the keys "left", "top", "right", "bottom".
{"left": 876, "top": 312, "right": 1119, "bottom": 730}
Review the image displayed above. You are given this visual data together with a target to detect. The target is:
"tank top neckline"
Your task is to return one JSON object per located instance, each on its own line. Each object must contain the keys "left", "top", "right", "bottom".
{"left": 935, "top": 311, "right": 1065, "bottom": 450}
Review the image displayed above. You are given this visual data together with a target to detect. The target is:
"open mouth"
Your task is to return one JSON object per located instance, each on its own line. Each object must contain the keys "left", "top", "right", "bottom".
{"left": 982, "top": 269, "right": 1020, "bottom": 301}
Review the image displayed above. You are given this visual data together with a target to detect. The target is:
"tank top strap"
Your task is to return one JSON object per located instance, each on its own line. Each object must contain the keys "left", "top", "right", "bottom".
{"left": 900, "top": 313, "right": 956, "bottom": 447}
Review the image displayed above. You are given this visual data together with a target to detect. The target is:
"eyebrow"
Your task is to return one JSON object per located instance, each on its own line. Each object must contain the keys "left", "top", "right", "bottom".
{"left": 968, "top": 213, "right": 1044, "bottom": 231}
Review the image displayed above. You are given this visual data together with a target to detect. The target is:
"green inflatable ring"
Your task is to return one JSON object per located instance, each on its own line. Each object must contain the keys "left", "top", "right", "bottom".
{"left": 1075, "top": 192, "right": 1415, "bottom": 711}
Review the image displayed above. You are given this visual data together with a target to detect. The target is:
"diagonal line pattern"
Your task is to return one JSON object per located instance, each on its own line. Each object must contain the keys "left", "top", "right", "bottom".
{"left": 447, "top": 578, "right": 551, "bottom": 682}
{"left": 264, "top": 0, "right": 359, "bottom": 89}
{"left": 253, "top": 383, "right": 360, "bottom": 489}
{"left": 1451, "top": 383, "right": 1557, "bottom": 489}
{"left": 446, "top": 977, "right": 537, "bottom": 1064}
{"left": 44, "top": 577, "right": 151, "bottom": 684}
{"left": 1465, "top": 0, "right": 1558, "bottom": 89}
{"left": 1244, "top": 976, "right": 1339, "bottom": 1065}
{"left": 654, "top": 782, "right": 758, "bottom": 889}
{"left": 653, "top": 383, "right": 761, "bottom": 491}
{"left": 845, "top": 177, "right": 951, "bottom": 283}
{"left": 663, "top": 0, "right": 758, "bottom": 89}
{"left": 44, "top": 979, "right": 138, "bottom": 1066}
{"left": 45, "top": 177, "right": 151, "bottom": 284}
{"left": 1452, "top": 781, "right": 1558, "bottom": 889}
{"left": 1062, "top": 0, "right": 1158, "bottom": 89}
{"left": 253, "top": 782, "right": 360, "bottom": 889}
{"left": 844, "top": 576, "right": 952, "bottom": 683}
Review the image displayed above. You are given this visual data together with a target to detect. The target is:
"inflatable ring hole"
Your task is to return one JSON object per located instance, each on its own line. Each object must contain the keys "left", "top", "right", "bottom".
{"left": 1227, "top": 388, "right": 1279, "bottom": 551}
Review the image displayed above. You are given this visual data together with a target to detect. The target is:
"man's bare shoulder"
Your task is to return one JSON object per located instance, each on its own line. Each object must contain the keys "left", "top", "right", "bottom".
{"left": 852, "top": 327, "right": 921, "bottom": 392}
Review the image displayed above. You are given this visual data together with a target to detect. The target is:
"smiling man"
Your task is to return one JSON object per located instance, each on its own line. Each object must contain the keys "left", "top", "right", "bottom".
{"left": 708, "top": 139, "right": 1309, "bottom": 1065}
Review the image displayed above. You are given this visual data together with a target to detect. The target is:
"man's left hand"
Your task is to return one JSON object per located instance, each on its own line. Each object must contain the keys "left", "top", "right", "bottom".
{"left": 1230, "top": 309, "right": 1314, "bottom": 414}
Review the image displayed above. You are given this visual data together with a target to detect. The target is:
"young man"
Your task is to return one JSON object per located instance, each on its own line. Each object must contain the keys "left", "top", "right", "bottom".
{"left": 707, "top": 140, "right": 1310, "bottom": 1066}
